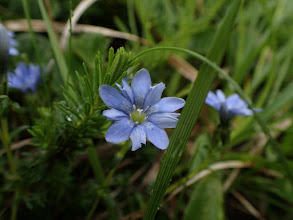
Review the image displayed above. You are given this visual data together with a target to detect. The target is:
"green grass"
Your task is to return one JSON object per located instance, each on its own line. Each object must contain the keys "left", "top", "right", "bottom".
{"left": 1, "top": 0, "right": 293, "bottom": 219}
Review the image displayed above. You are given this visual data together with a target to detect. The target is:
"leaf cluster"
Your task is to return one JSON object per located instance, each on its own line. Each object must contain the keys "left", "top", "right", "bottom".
{"left": 28, "top": 47, "right": 137, "bottom": 155}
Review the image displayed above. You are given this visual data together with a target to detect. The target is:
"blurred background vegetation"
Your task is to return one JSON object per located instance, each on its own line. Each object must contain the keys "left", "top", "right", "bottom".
{"left": 1, "top": 0, "right": 293, "bottom": 219}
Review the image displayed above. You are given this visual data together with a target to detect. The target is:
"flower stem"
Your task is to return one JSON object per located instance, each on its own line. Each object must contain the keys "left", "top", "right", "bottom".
{"left": 86, "top": 145, "right": 116, "bottom": 220}
{"left": 86, "top": 142, "right": 129, "bottom": 219}
{"left": 0, "top": 118, "right": 21, "bottom": 220}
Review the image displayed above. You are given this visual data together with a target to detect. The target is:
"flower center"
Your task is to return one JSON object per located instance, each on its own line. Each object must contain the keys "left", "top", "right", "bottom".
{"left": 130, "top": 109, "right": 147, "bottom": 125}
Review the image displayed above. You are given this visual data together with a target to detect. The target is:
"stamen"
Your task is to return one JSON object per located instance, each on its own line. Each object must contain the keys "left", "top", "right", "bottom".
{"left": 130, "top": 108, "right": 147, "bottom": 125}
{"left": 143, "top": 106, "right": 150, "bottom": 113}
{"left": 133, "top": 104, "right": 136, "bottom": 110}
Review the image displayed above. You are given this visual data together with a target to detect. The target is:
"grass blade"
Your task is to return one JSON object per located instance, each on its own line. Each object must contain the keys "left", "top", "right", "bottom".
{"left": 37, "top": 0, "right": 68, "bottom": 84}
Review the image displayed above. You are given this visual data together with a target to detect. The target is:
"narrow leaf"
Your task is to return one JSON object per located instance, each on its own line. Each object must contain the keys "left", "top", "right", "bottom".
{"left": 37, "top": 0, "right": 68, "bottom": 83}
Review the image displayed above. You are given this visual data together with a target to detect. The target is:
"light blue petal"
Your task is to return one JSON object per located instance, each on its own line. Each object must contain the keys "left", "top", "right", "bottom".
{"left": 122, "top": 78, "right": 134, "bottom": 103}
{"left": 99, "top": 85, "right": 133, "bottom": 114}
{"left": 228, "top": 108, "right": 253, "bottom": 118}
{"left": 116, "top": 77, "right": 134, "bottom": 104}
{"left": 8, "top": 62, "right": 42, "bottom": 93}
{"left": 216, "top": 89, "right": 226, "bottom": 102}
{"left": 147, "top": 97, "right": 185, "bottom": 114}
{"left": 147, "top": 112, "right": 180, "bottom": 129}
{"left": 253, "top": 108, "right": 262, "bottom": 112}
{"left": 225, "top": 94, "right": 258, "bottom": 118}
{"left": 131, "top": 69, "right": 151, "bottom": 108}
{"left": 102, "top": 109, "right": 128, "bottom": 121}
{"left": 205, "top": 91, "right": 221, "bottom": 111}
{"left": 7, "top": 31, "right": 19, "bottom": 56}
{"left": 130, "top": 125, "right": 146, "bottom": 151}
{"left": 15, "top": 62, "right": 27, "bottom": 77}
{"left": 105, "top": 118, "right": 135, "bottom": 144}
{"left": 226, "top": 94, "right": 247, "bottom": 109}
{"left": 9, "top": 48, "right": 19, "bottom": 56}
{"left": 7, "top": 73, "right": 22, "bottom": 90}
{"left": 28, "top": 65, "right": 41, "bottom": 91}
{"left": 143, "top": 122, "right": 169, "bottom": 150}
{"left": 143, "top": 82, "right": 165, "bottom": 109}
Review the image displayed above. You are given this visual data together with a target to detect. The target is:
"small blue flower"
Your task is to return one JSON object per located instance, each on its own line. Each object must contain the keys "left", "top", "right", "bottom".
{"left": 8, "top": 62, "right": 42, "bottom": 93}
{"left": 205, "top": 89, "right": 259, "bottom": 121}
{"left": 7, "top": 31, "right": 19, "bottom": 56}
{"left": 99, "top": 68, "right": 185, "bottom": 151}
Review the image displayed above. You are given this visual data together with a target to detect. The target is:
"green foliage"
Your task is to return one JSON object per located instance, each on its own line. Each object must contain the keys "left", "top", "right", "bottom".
{"left": 2, "top": 0, "right": 293, "bottom": 219}
{"left": 183, "top": 174, "right": 224, "bottom": 220}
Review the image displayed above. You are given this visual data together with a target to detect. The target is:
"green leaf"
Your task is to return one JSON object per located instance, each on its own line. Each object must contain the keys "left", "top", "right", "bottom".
{"left": 183, "top": 174, "right": 224, "bottom": 220}
{"left": 106, "top": 47, "right": 115, "bottom": 73}
{"left": 189, "top": 133, "right": 212, "bottom": 173}
{"left": 9, "top": 125, "right": 30, "bottom": 140}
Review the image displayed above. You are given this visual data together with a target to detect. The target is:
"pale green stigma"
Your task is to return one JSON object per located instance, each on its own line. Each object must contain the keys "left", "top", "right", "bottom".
{"left": 130, "top": 109, "right": 147, "bottom": 125}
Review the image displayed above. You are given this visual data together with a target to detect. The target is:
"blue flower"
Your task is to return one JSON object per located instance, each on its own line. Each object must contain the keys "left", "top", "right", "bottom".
{"left": 205, "top": 89, "right": 259, "bottom": 121}
{"left": 7, "top": 31, "right": 19, "bottom": 56}
{"left": 8, "top": 62, "right": 42, "bottom": 93}
{"left": 99, "top": 68, "right": 185, "bottom": 151}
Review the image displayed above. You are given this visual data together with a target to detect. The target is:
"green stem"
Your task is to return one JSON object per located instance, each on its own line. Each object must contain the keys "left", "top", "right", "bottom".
{"left": 22, "top": 0, "right": 41, "bottom": 65}
{"left": 0, "top": 119, "right": 16, "bottom": 175}
{"left": 68, "top": 0, "right": 73, "bottom": 79}
{"left": 22, "top": 0, "right": 51, "bottom": 106}
{"left": 86, "top": 146, "right": 117, "bottom": 220}
{"left": 86, "top": 196, "right": 102, "bottom": 220}
{"left": 104, "top": 143, "right": 130, "bottom": 185}
{"left": 0, "top": 118, "right": 21, "bottom": 220}
{"left": 87, "top": 146, "right": 105, "bottom": 183}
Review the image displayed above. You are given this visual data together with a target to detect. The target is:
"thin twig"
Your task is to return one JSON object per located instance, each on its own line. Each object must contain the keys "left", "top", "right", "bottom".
{"left": 168, "top": 55, "right": 198, "bottom": 82}
{"left": 232, "top": 190, "right": 264, "bottom": 219}
{"left": 0, "top": 138, "right": 32, "bottom": 156}
{"left": 3, "top": 20, "right": 199, "bottom": 82}
{"left": 167, "top": 160, "right": 252, "bottom": 200}
{"left": 3, "top": 19, "right": 147, "bottom": 44}
{"left": 223, "top": 118, "right": 291, "bottom": 191}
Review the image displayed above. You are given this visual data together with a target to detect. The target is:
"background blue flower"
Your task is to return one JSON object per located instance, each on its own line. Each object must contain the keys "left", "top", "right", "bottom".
{"left": 8, "top": 62, "right": 42, "bottom": 93}
{"left": 7, "top": 31, "right": 19, "bottom": 56}
{"left": 99, "top": 68, "right": 185, "bottom": 151}
{"left": 205, "top": 89, "right": 259, "bottom": 121}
